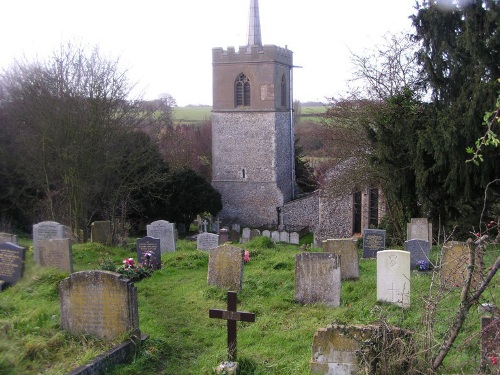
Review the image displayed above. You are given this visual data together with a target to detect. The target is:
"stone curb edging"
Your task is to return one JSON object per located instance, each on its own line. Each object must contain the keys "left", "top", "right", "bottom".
{"left": 67, "top": 333, "right": 148, "bottom": 375}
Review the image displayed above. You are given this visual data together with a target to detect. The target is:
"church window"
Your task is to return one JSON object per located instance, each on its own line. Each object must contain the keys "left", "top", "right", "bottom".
{"left": 235, "top": 74, "right": 251, "bottom": 107}
{"left": 281, "top": 75, "right": 287, "bottom": 108}
{"left": 242, "top": 168, "right": 246, "bottom": 179}
{"left": 352, "top": 191, "right": 362, "bottom": 234}
{"left": 369, "top": 188, "right": 379, "bottom": 227}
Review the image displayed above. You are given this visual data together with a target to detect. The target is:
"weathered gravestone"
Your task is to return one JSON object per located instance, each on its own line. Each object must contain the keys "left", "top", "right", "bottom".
{"left": 209, "top": 291, "right": 255, "bottom": 363}
{"left": 136, "top": 236, "right": 161, "bottom": 269}
{"left": 249, "top": 229, "right": 260, "bottom": 240}
{"left": 0, "top": 232, "right": 18, "bottom": 245}
{"left": 481, "top": 316, "right": 500, "bottom": 373}
{"left": 262, "top": 230, "right": 271, "bottom": 238}
{"left": 207, "top": 245, "right": 245, "bottom": 291}
{"left": 377, "top": 250, "right": 410, "bottom": 308}
{"left": 271, "top": 230, "right": 280, "bottom": 243}
{"left": 0, "top": 242, "right": 25, "bottom": 288}
{"left": 362, "top": 229, "right": 386, "bottom": 258}
{"left": 91, "top": 221, "right": 113, "bottom": 245}
{"left": 240, "top": 228, "right": 251, "bottom": 243}
{"left": 197, "top": 232, "right": 220, "bottom": 251}
{"left": 310, "top": 323, "right": 414, "bottom": 375}
{"left": 228, "top": 229, "right": 240, "bottom": 243}
{"left": 279, "top": 231, "right": 290, "bottom": 243}
{"left": 59, "top": 270, "right": 139, "bottom": 340}
{"left": 441, "top": 241, "right": 482, "bottom": 289}
{"left": 322, "top": 238, "right": 359, "bottom": 280}
{"left": 294, "top": 253, "right": 341, "bottom": 307}
{"left": 146, "top": 220, "right": 176, "bottom": 253}
{"left": 405, "top": 238, "right": 431, "bottom": 271}
{"left": 290, "top": 232, "right": 300, "bottom": 245}
{"left": 407, "top": 217, "right": 432, "bottom": 243}
{"left": 38, "top": 238, "right": 73, "bottom": 273}
{"left": 219, "top": 228, "right": 229, "bottom": 245}
{"left": 33, "top": 221, "right": 66, "bottom": 264}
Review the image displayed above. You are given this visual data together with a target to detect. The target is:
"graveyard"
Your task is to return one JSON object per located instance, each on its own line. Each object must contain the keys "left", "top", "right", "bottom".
{"left": 0, "top": 231, "right": 498, "bottom": 375}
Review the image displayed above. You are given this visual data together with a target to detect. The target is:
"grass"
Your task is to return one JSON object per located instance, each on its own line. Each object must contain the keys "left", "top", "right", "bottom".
{"left": 0, "top": 237, "right": 497, "bottom": 374}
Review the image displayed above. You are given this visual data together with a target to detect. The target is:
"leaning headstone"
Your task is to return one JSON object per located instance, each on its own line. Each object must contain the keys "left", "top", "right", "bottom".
{"left": 0, "top": 242, "right": 25, "bottom": 288}
{"left": 59, "top": 270, "right": 139, "bottom": 340}
{"left": 38, "top": 238, "right": 73, "bottom": 273}
{"left": 322, "top": 238, "right": 359, "bottom": 280}
{"left": 377, "top": 250, "right": 410, "bottom": 308}
{"left": 271, "top": 231, "right": 280, "bottom": 243}
{"left": 362, "top": 229, "right": 386, "bottom": 258}
{"left": 136, "top": 236, "right": 161, "bottom": 270}
{"left": 294, "top": 253, "right": 341, "bottom": 307}
{"left": 407, "top": 218, "right": 432, "bottom": 243}
{"left": 0, "top": 233, "right": 18, "bottom": 245}
{"left": 91, "top": 221, "right": 113, "bottom": 245}
{"left": 310, "top": 323, "right": 414, "bottom": 375}
{"left": 405, "top": 239, "right": 431, "bottom": 271}
{"left": 279, "top": 231, "right": 290, "bottom": 243}
{"left": 33, "top": 221, "right": 66, "bottom": 264}
{"left": 290, "top": 232, "right": 300, "bottom": 245}
{"left": 207, "top": 245, "right": 244, "bottom": 291}
{"left": 440, "top": 241, "right": 482, "bottom": 289}
{"left": 197, "top": 232, "right": 220, "bottom": 251}
{"left": 146, "top": 220, "right": 176, "bottom": 253}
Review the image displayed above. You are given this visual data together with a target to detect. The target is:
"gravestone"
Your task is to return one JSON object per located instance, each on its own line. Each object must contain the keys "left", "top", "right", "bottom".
{"left": 362, "top": 229, "right": 386, "bottom": 258}
{"left": 481, "top": 316, "right": 500, "bottom": 372}
{"left": 279, "top": 231, "right": 290, "bottom": 243}
{"left": 322, "top": 238, "right": 359, "bottom": 280}
{"left": 209, "top": 291, "right": 255, "bottom": 363}
{"left": 294, "top": 253, "right": 341, "bottom": 307}
{"left": 249, "top": 229, "right": 260, "bottom": 239}
{"left": 262, "top": 230, "right": 270, "bottom": 238}
{"left": 136, "top": 236, "right": 161, "bottom": 269}
{"left": 407, "top": 217, "right": 432, "bottom": 243}
{"left": 405, "top": 239, "right": 431, "bottom": 271}
{"left": 59, "top": 270, "right": 139, "bottom": 340}
{"left": 38, "top": 238, "right": 73, "bottom": 273}
{"left": 232, "top": 223, "right": 240, "bottom": 233}
{"left": 0, "top": 242, "right": 25, "bottom": 287}
{"left": 228, "top": 229, "right": 240, "bottom": 243}
{"left": 197, "top": 232, "right": 220, "bottom": 251}
{"left": 207, "top": 245, "right": 245, "bottom": 291}
{"left": 0, "top": 232, "right": 18, "bottom": 245}
{"left": 377, "top": 250, "right": 410, "bottom": 308}
{"left": 240, "top": 228, "right": 251, "bottom": 243}
{"left": 33, "top": 221, "right": 66, "bottom": 264}
{"left": 91, "top": 221, "right": 112, "bottom": 245}
{"left": 290, "top": 232, "right": 300, "bottom": 245}
{"left": 146, "top": 220, "right": 176, "bottom": 253}
{"left": 271, "top": 231, "right": 280, "bottom": 243}
{"left": 219, "top": 228, "right": 229, "bottom": 245}
{"left": 441, "top": 241, "right": 482, "bottom": 289}
{"left": 310, "top": 323, "right": 414, "bottom": 375}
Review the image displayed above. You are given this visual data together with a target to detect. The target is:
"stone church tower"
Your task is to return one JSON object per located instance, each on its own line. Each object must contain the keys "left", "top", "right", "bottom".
{"left": 211, "top": 0, "right": 295, "bottom": 227}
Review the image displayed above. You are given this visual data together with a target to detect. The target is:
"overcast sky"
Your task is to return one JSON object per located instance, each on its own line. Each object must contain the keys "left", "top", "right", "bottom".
{"left": 1, "top": 0, "right": 418, "bottom": 106}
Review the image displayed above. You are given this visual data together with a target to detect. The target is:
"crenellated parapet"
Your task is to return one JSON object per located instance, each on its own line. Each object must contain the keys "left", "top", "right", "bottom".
{"left": 213, "top": 44, "right": 293, "bottom": 66}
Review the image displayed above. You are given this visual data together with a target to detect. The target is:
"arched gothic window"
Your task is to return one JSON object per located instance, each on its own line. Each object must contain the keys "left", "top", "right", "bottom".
{"left": 281, "top": 74, "right": 287, "bottom": 108}
{"left": 235, "top": 73, "right": 250, "bottom": 107}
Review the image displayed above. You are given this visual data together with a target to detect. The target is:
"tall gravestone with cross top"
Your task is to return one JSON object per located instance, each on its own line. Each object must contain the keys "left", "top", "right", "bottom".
{"left": 209, "top": 291, "right": 255, "bottom": 373}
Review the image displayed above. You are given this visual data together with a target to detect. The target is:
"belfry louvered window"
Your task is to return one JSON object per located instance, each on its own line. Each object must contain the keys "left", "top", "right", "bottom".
{"left": 235, "top": 73, "right": 250, "bottom": 106}
{"left": 281, "top": 74, "right": 287, "bottom": 108}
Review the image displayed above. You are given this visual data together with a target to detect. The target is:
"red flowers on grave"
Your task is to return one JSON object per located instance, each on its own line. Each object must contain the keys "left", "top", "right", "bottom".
{"left": 492, "top": 354, "right": 498, "bottom": 365}
{"left": 123, "top": 258, "right": 135, "bottom": 269}
{"left": 244, "top": 251, "right": 251, "bottom": 263}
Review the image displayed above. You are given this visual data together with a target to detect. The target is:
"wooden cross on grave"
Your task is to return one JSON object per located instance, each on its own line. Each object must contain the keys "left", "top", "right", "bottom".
{"left": 209, "top": 291, "right": 255, "bottom": 362}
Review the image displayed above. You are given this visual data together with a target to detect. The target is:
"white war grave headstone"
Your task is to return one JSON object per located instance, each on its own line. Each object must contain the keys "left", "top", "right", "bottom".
{"left": 377, "top": 250, "right": 410, "bottom": 308}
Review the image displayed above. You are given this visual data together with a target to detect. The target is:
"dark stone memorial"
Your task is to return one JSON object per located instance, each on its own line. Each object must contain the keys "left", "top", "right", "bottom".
{"left": 362, "top": 229, "right": 386, "bottom": 258}
{"left": 136, "top": 236, "right": 161, "bottom": 269}
{"left": 0, "top": 242, "right": 25, "bottom": 288}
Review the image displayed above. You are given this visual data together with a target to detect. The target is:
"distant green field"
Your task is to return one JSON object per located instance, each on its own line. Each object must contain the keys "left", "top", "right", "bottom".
{"left": 173, "top": 105, "right": 326, "bottom": 124}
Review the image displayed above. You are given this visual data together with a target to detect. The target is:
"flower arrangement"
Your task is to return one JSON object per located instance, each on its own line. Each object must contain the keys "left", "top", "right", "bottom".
{"left": 99, "top": 256, "right": 154, "bottom": 282}
{"left": 244, "top": 250, "right": 251, "bottom": 263}
{"left": 417, "top": 260, "right": 429, "bottom": 271}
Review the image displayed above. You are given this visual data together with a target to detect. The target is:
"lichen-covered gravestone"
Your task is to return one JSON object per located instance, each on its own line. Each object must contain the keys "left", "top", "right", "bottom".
{"left": 377, "top": 250, "right": 410, "bottom": 308}
{"left": 33, "top": 221, "right": 66, "bottom": 264}
{"left": 207, "top": 245, "right": 245, "bottom": 291}
{"left": 322, "top": 238, "right": 359, "bottom": 280}
{"left": 294, "top": 253, "right": 341, "bottom": 307}
{"left": 59, "top": 270, "right": 140, "bottom": 340}
{"left": 441, "top": 241, "right": 482, "bottom": 289}
{"left": 91, "top": 221, "right": 113, "bottom": 245}
{"left": 38, "top": 238, "right": 73, "bottom": 273}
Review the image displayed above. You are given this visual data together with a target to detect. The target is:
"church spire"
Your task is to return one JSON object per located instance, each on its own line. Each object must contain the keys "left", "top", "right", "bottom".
{"left": 247, "top": 0, "right": 262, "bottom": 47}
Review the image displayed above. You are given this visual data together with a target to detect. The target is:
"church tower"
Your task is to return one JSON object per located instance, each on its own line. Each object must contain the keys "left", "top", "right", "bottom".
{"left": 211, "top": 0, "right": 295, "bottom": 227}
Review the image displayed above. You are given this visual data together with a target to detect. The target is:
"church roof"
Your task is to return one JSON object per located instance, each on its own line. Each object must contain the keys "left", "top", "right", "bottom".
{"left": 247, "top": 0, "right": 262, "bottom": 47}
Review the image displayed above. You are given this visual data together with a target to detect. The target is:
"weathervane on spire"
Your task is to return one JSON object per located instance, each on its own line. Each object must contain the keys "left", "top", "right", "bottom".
{"left": 247, "top": 0, "right": 262, "bottom": 47}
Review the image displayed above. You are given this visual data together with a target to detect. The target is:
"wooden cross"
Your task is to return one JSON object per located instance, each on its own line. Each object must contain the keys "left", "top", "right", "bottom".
{"left": 209, "top": 291, "right": 255, "bottom": 362}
